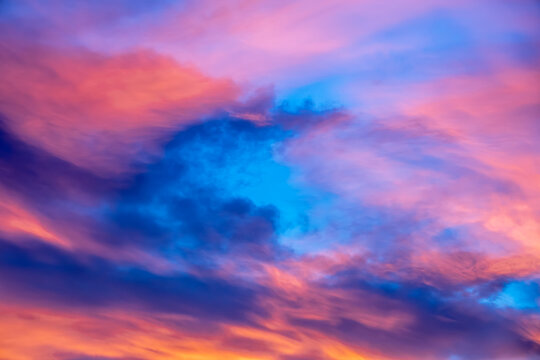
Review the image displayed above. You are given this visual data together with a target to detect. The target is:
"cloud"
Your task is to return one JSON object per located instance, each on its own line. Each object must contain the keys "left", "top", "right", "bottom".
{"left": 1, "top": 0, "right": 539, "bottom": 359}
{"left": 0, "top": 237, "right": 266, "bottom": 324}
{"left": 0, "top": 35, "right": 239, "bottom": 174}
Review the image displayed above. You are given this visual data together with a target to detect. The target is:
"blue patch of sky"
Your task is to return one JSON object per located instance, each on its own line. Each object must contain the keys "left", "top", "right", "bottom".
{"left": 164, "top": 120, "right": 321, "bottom": 237}
{"left": 482, "top": 280, "right": 540, "bottom": 312}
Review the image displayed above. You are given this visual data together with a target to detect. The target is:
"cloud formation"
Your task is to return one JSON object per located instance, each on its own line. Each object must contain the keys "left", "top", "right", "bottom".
{"left": 0, "top": 0, "right": 539, "bottom": 359}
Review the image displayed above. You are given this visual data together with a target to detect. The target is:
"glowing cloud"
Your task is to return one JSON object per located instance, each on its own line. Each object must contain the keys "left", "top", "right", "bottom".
{"left": 0, "top": 0, "right": 539, "bottom": 359}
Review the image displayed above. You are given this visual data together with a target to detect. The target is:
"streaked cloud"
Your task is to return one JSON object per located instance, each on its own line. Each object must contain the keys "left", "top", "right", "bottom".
{"left": 0, "top": 0, "right": 539, "bottom": 359}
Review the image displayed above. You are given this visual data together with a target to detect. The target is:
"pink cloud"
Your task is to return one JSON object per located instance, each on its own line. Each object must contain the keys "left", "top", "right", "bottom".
{"left": 283, "top": 65, "right": 540, "bottom": 271}
{"left": 0, "top": 42, "right": 239, "bottom": 174}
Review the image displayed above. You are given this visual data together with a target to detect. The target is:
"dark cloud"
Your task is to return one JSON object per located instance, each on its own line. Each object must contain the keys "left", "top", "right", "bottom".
{"left": 0, "top": 237, "right": 267, "bottom": 324}
{"left": 284, "top": 271, "right": 540, "bottom": 360}
{"left": 97, "top": 119, "right": 286, "bottom": 261}
{"left": 0, "top": 116, "right": 287, "bottom": 262}
{"left": 0, "top": 116, "right": 113, "bottom": 202}
{"left": 0, "top": 118, "right": 290, "bottom": 326}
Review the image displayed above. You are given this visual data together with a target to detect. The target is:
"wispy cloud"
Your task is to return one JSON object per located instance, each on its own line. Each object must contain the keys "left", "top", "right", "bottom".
{"left": 0, "top": 0, "right": 539, "bottom": 359}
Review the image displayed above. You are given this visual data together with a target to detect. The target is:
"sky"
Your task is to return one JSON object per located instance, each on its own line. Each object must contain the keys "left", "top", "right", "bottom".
{"left": 0, "top": 1, "right": 539, "bottom": 359}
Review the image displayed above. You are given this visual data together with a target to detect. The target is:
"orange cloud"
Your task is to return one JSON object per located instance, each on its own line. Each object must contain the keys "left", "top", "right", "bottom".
{"left": 0, "top": 302, "right": 385, "bottom": 360}
{"left": 0, "top": 188, "right": 68, "bottom": 248}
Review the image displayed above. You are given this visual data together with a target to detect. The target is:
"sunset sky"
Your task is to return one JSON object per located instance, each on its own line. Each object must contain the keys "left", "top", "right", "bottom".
{"left": 0, "top": 1, "right": 539, "bottom": 359}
